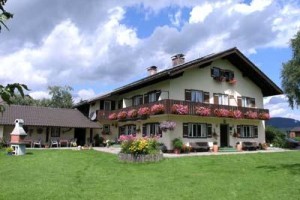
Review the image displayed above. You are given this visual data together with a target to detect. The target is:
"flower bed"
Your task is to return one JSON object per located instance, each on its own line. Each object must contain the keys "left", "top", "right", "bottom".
{"left": 195, "top": 106, "right": 211, "bottom": 116}
{"left": 151, "top": 104, "right": 165, "bottom": 115}
{"left": 171, "top": 104, "right": 188, "bottom": 115}
{"left": 118, "top": 135, "right": 163, "bottom": 163}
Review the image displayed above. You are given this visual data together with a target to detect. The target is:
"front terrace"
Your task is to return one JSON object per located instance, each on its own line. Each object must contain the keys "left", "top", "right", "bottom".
{"left": 97, "top": 99, "right": 269, "bottom": 121}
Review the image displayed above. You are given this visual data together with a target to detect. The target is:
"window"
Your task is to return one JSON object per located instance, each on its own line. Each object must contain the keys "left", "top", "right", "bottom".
{"left": 237, "top": 125, "right": 258, "bottom": 138}
{"left": 237, "top": 97, "right": 255, "bottom": 107}
{"left": 103, "top": 124, "right": 110, "bottom": 134}
{"left": 142, "top": 123, "right": 161, "bottom": 137}
{"left": 118, "top": 100, "right": 123, "bottom": 109}
{"left": 185, "top": 90, "right": 209, "bottom": 103}
{"left": 211, "top": 67, "right": 221, "bottom": 78}
{"left": 144, "top": 90, "right": 161, "bottom": 104}
{"left": 183, "top": 123, "right": 212, "bottom": 138}
{"left": 213, "top": 93, "right": 229, "bottom": 105}
{"left": 104, "top": 101, "right": 111, "bottom": 110}
{"left": 211, "top": 67, "right": 234, "bottom": 81}
{"left": 51, "top": 127, "right": 60, "bottom": 137}
{"left": 119, "top": 125, "right": 136, "bottom": 136}
{"left": 132, "top": 95, "right": 143, "bottom": 106}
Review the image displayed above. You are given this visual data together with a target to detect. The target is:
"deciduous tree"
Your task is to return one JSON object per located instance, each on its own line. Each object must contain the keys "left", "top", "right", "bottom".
{"left": 281, "top": 30, "right": 300, "bottom": 109}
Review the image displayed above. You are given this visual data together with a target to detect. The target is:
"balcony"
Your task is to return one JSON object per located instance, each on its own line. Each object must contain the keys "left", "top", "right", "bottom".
{"left": 97, "top": 99, "right": 269, "bottom": 121}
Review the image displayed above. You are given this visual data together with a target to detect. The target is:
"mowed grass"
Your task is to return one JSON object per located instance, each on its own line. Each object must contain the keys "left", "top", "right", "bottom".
{"left": 0, "top": 150, "right": 300, "bottom": 200}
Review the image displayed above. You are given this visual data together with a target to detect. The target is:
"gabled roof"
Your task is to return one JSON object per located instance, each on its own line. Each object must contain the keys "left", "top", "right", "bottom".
{"left": 0, "top": 105, "right": 100, "bottom": 128}
{"left": 290, "top": 127, "right": 300, "bottom": 132}
{"left": 87, "top": 47, "right": 283, "bottom": 102}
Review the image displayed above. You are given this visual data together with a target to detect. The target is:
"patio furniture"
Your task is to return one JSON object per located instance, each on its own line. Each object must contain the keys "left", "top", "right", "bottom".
{"left": 50, "top": 138, "right": 59, "bottom": 148}
{"left": 59, "top": 139, "right": 69, "bottom": 147}
{"left": 190, "top": 142, "right": 210, "bottom": 152}
{"left": 23, "top": 139, "right": 33, "bottom": 148}
{"left": 32, "top": 139, "right": 42, "bottom": 148}
{"left": 69, "top": 138, "right": 77, "bottom": 147}
{"left": 242, "top": 142, "right": 258, "bottom": 151}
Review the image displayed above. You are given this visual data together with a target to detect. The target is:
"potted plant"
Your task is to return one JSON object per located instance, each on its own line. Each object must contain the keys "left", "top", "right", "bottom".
{"left": 151, "top": 104, "right": 165, "bottom": 115}
{"left": 213, "top": 141, "right": 218, "bottom": 153}
{"left": 172, "top": 138, "right": 183, "bottom": 154}
{"left": 6, "top": 147, "right": 13, "bottom": 155}
{"left": 171, "top": 104, "right": 188, "bottom": 115}
{"left": 236, "top": 142, "right": 242, "bottom": 151}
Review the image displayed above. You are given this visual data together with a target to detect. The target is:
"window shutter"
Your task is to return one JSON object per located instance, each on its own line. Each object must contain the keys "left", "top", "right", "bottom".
{"left": 237, "top": 97, "right": 242, "bottom": 107}
{"left": 142, "top": 125, "right": 147, "bottom": 137}
{"left": 185, "top": 90, "right": 191, "bottom": 101}
{"left": 204, "top": 92, "right": 210, "bottom": 103}
{"left": 213, "top": 94, "right": 219, "bottom": 104}
{"left": 156, "top": 90, "right": 161, "bottom": 101}
{"left": 250, "top": 98, "right": 256, "bottom": 107}
{"left": 144, "top": 94, "right": 149, "bottom": 104}
{"left": 237, "top": 125, "right": 241, "bottom": 137}
{"left": 100, "top": 100, "right": 104, "bottom": 110}
{"left": 183, "top": 123, "right": 188, "bottom": 138}
{"left": 111, "top": 101, "right": 115, "bottom": 110}
{"left": 254, "top": 126, "right": 258, "bottom": 138}
{"left": 207, "top": 124, "right": 212, "bottom": 138}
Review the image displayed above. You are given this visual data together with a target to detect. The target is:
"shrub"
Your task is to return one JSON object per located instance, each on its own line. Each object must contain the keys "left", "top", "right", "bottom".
{"left": 265, "top": 126, "right": 286, "bottom": 147}
{"left": 294, "top": 137, "right": 300, "bottom": 141}
{"left": 172, "top": 138, "right": 183, "bottom": 150}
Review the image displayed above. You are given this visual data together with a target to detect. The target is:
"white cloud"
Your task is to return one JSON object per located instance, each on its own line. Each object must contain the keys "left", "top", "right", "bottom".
{"left": 189, "top": 3, "right": 213, "bottom": 24}
{"left": 29, "top": 91, "right": 51, "bottom": 100}
{"left": 74, "top": 89, "right": 97, "bottom": 103}
{"left": 169, "top": 10, "right": 182, "bottom": 27}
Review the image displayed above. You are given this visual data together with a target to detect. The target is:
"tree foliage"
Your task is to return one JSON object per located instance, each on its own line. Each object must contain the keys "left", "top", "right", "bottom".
{"left": 281, "top": 30, "right": 300, "bottom": 109}
{"left": 0, "top": 0, "right": 13, "bottom": 32}
{"left": 10, "top": 85, "right": 73, "bottom": 108}
{"left": 265, "top": 126, "right": 286, "bottom": 147}
{"left": 0, "top": 83, "right": 29, "bottom": 112}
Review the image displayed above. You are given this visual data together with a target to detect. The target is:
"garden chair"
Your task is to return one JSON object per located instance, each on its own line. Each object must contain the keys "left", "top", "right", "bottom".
{"left": 69, "top": 138, "right": 77, "bottom": 147}
{"left": 50, "top": 138, "right": 59, "bottom": 148}
{"left": 32, "top": 139, "right": 42, "bottom": 148}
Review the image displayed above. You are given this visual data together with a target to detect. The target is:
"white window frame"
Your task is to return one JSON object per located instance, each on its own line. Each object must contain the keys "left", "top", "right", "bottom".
{"left": 188, "top": 123, "right": 207, "bottom": 138}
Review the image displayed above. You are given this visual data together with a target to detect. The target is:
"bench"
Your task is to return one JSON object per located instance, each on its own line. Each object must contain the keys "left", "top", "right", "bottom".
{"left": 242, "top": 142, "right": 258, "bottom": 151}
{"left": 189, "top": 142, "right": 210, "bottom": 152}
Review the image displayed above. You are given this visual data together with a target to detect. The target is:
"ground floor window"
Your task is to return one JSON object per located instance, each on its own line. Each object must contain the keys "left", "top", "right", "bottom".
{"left": 119, "top": 125, "right": 136, "bottom": 136}
{"left": 237, "top": 125, "right": 258, "bottom": 138}
{"left": 183, "top": 123, "right": 212, "bottom": 138}
{"left": 142, "top": 123, "right": 162, "bottom": 137}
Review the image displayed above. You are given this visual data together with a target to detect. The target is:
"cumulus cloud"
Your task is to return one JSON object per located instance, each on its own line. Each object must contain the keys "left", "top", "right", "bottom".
{"left": 1, "top": 0, "right": 300, "bottom": 103}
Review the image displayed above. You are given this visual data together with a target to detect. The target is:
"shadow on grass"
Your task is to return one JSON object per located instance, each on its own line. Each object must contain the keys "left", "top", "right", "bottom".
{"left": 26, "top": 152, "right": 34, "bottom": 155}
{"left": 257, "top": 164, "right": 300, "bottom": 174}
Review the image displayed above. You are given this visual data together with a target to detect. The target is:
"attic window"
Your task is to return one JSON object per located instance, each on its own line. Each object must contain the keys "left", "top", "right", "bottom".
{"left": 211, "top": 67, "right": 234, "bottom": 82}
{"left": 211, "top": 67, "right": 221, "bottom": 78}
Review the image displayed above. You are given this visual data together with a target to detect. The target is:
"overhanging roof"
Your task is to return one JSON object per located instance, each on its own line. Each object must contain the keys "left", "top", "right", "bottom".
{"left": 0, "top": 105, "right": 100, "bottom": 128}
{"left": 87, "top": 47, "right": 282, "bottom": 102}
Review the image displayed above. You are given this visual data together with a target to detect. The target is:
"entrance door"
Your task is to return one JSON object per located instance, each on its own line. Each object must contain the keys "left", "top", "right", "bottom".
{"left": 74, "top": 128, "right": 86, "bottom": 146}
{"left": 220, "top": 124, "right": 229, "bottom": 147}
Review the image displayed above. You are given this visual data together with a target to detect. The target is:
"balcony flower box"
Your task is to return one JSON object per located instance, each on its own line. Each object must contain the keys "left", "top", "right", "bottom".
{"left": 228, "top": 78, "right": 237, "bottom": 84}
{"left": 128, "top": 109, "right": 138, "bottom": 118}
{"left": 117, "top": 111, "right": 127, "bottom": 120}
{"left": 258, "top": 112, "right": 270, "bottom": 120}
{"left": 138, "top": 107, "right": 151, "bottom": 118}
{"left": 229, "top": 110, "right": 243, "bottom": 119}
{"left": 160, "top": 121, "right": 176, "bottom": 132}
{"left": 108, "top": 113, "right": 117, "bottom": 120}
{"left": 244, "top": 111, "right": 258, "bottom": 119}
{"left": 214, "top": 108, "right": 230, "bottom": 117}
{"left": 151, "top": 104, "right": 165, "bottom": 115}
{"left": 171, "top": 104, "right": 188, "bottom": 115}
{"left": 195, "top": 106, "right": 211, "bottom": 116}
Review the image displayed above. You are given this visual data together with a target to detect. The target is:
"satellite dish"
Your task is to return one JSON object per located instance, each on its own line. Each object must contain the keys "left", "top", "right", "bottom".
{"left": 89, "top": 111, "right": 97, "bottom": 121}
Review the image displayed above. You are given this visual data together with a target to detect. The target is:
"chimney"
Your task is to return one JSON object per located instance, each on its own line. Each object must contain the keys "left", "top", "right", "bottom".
{"left": 147, "top": 66, "right": 158, "bottom": 76}
{"left": 171, "top": 54, "right": 185, "bottom": 67}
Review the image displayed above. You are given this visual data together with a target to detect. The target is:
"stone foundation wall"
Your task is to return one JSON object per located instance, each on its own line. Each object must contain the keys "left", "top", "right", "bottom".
{"left": 118, "top": 153, "right": 163, "bottom": 163}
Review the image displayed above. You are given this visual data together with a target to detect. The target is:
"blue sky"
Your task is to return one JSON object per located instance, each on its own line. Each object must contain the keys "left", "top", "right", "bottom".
{"left": 0, "top": 0, "right": 300, "bottom": 119}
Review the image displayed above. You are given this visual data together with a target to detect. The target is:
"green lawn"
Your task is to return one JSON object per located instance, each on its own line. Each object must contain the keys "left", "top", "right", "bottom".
{"left": 0, "top": 149, "right": 299, "bottom": 200}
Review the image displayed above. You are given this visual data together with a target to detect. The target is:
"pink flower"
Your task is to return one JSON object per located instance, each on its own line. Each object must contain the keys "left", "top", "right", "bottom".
{"left": 195, "top": 106, "right": 211, "bottom": 116}
{"left": 151, "top": 104, "right": 165, "bottom": 115}
{"left": 128, "top": 109, "right": 138, "bottom": 118}
{"left": 214, "top": 108, "right": 230, "bottom": 117}
{"left": 258, "top": 112, "right": 270, "bottom": 120}
{"left": 171, "top": 104, "right": 188, "bottom": 115}
{"left": 138, "top": 107, "right": 151, "bottom": 117}
{"left": 108, "top": 113, "right": 117, "bottom": 120}
{"left": 244, "top": 111, "right": 258, "bottom": 119}
{"left": 117, "top": 111, "right": 127, "bottom": 120}
{"left": 229, "top": 110, "right": 243, "bottom": 119}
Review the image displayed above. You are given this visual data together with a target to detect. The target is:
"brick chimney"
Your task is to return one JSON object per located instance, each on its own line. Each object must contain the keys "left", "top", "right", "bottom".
{"left": 171, "top": 54, "right": 185, "bottom": 67}
{"left": 147, "top": 66, "right": 157, "bottom": 76}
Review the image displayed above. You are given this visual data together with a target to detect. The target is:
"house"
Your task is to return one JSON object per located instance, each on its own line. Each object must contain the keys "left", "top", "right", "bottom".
{"left": 289, "top": 127, "right": 300, "bottom": 138}
{"left": 75, "top": 47, "right": 282, "bottom": 150}
{"left": 0, "top": 105, "right": 101, "bottom": 146}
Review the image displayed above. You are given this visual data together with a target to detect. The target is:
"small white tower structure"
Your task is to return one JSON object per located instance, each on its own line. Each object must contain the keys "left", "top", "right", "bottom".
{"left": 10, "top": 119, "right": 27, "bottom": 155}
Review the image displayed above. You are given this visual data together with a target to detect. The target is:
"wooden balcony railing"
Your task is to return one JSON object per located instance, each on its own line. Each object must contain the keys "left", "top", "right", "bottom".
{"left": 97, "top": 99, "right": 269, "bottom": 121}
